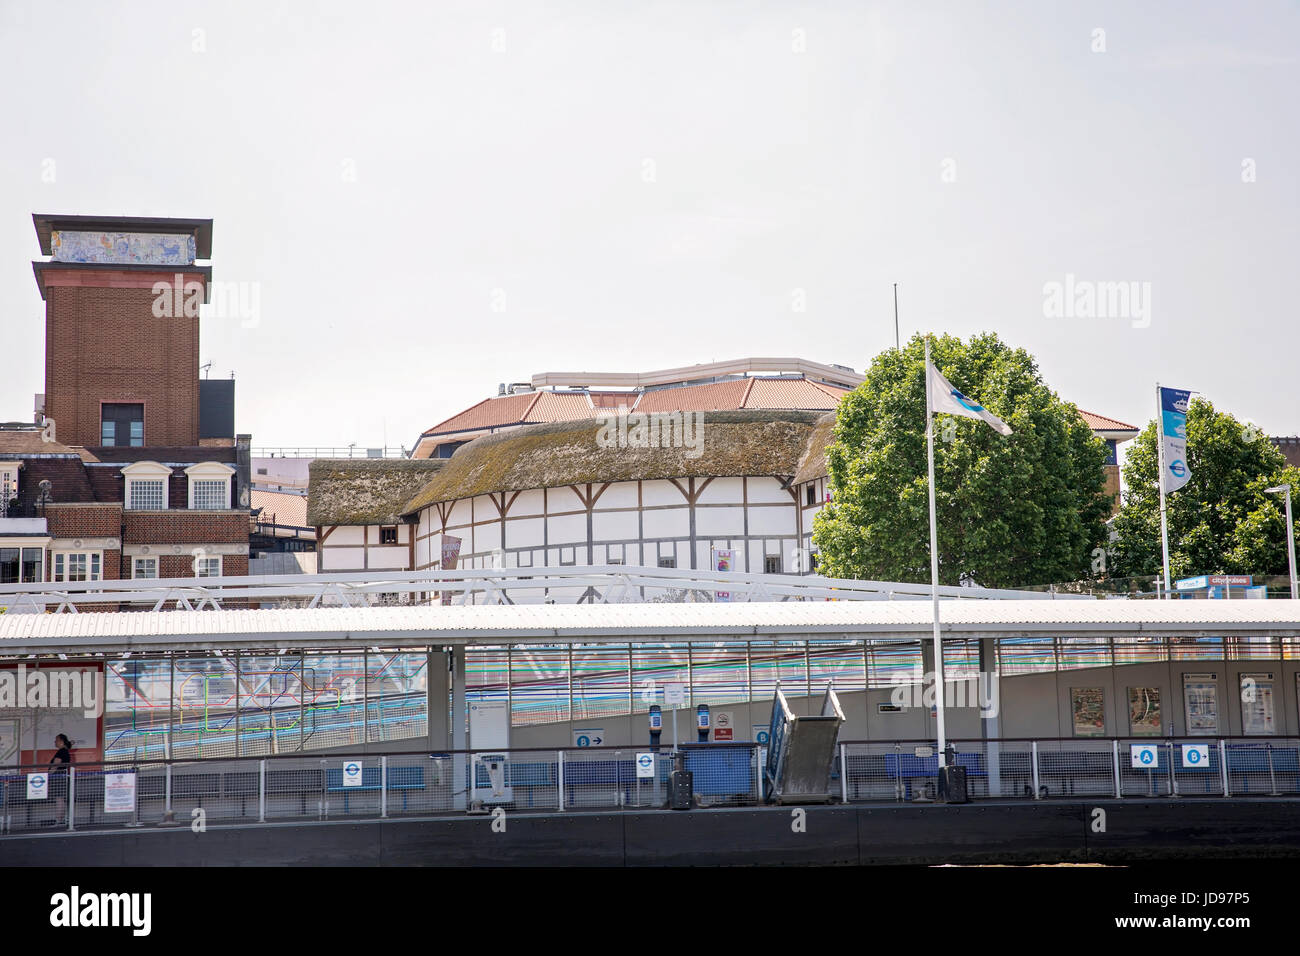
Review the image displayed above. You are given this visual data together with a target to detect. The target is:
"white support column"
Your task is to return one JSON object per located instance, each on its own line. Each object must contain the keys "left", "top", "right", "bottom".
{"left": 557, "top": 751, "right": 565, "bottom": 810}
{"left": 452, "top": 649, "right": 467, "bottom": 811}
{"left": 1220, "top": 739, "right": 1230, "bottom": 797}
{"left": 1112, "top": 739, "right": 1121, "bottom": 799}
{"left": 840, "top": 743, "right": 848, "bottom": 804}
{"left": 258, "top": 760, "right": 266, "bottom": 823}
{"left": 1031, "top": 741, "right": 1041, "bottom": 799}
{"left": 979, "top": 637, "right": 1001, "bottom": 797}
{"left": 381, "top": 755, "right": 388, "bottom": 818}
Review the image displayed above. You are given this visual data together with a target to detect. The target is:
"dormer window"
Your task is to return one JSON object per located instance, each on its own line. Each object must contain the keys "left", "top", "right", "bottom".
{"left": 184, "top": 462, "right": 235, "bottom": 510}
{"left": 121, "top": 461, "right": 173, "bottom": 510}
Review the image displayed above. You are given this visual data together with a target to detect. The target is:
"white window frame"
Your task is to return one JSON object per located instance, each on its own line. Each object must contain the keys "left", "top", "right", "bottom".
{"left": 184, "top": 462, "right": 236, "bottom": 510}
{"left": 121, "top": 461, "right": 173, "bottom": 511}
{"left": 0, "top": 465, "right": 18, "bottom": 506}
{"left": 194, "top": 555, "right": 222, "bottom": 578}
{"left": 53, "top": 551, "right": 103, "bottom": 583}
{"left": 132, "top": 556, "right": 158, "bottom": 579}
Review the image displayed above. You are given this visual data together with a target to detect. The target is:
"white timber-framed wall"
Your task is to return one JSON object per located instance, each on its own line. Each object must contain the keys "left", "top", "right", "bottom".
{"left": 411, "top": 475, "right": 801, "bottom": 579}
{"left": 315, "top": 521, "right": 416, "bottom": 573}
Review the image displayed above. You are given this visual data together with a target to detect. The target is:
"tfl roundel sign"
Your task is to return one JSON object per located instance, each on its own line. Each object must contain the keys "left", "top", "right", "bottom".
{"left": 27, "top": 773, "right": 49, "bottom": 800}
{"left": 343, "top": 761, "right": 363, "bottom": 787}
{"left": 635, "top": 753, "right": 655, "bottom": 779}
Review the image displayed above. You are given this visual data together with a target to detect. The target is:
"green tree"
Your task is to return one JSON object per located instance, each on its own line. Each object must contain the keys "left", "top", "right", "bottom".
{"left": 1108, "top": 398, "right": 1299, "bottom": 579}
{"left": 812, "top": 332, "right": 1110, "bottom": 588}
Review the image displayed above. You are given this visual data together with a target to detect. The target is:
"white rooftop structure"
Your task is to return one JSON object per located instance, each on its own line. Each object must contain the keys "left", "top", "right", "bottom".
{"left": 2, "top": 592, "right": 1297, "bottom": 655}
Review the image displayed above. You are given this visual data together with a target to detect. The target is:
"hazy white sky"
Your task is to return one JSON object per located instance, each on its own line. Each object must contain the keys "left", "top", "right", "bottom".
{"left": 2, "top": 0, "right": 1296, "bottom": 449}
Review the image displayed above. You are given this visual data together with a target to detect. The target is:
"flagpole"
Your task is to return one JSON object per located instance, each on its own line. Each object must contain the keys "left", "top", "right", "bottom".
{"left": 1156, "top": 383, "right": 1172, "bottom": 599}
{"left": 925, "top": 337, "right": 948, "bottom": 768}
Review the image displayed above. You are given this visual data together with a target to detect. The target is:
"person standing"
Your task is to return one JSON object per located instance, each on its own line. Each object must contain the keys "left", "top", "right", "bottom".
{"left": 49, "top": 734, "right": 74, "bottom": 826}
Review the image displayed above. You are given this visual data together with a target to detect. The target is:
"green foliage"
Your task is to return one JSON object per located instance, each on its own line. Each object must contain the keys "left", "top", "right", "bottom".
{"left": 812, "top": 332, "right": 1110, "bottom": 588}
{"left": 1108, "top": 399, "right": 1299, "bottom": 579}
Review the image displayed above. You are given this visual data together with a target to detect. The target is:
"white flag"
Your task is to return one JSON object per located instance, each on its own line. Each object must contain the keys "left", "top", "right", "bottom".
{"left": 927, "top": 362, "right": 1012, "bottom": 436}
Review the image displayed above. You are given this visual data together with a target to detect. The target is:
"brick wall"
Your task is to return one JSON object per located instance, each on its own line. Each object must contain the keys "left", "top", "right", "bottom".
{"left": 124, "top": 510, "right": 248, "bottom": 544}
{"left": 1104, "top": 465, "right": 1121, "bottom": 516}
{"left": 45, "top": 284, "right": 199, "bottom": 447}
{"left": 158, "top": 553, "right": 247, "bottom": 578}
{"left": 45, "top": 503, "right": 123, "bottom": 537}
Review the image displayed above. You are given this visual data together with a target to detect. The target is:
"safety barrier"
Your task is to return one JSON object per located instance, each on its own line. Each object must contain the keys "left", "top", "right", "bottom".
{"left": 0, "top": 745, "right": 760, "bottom": 834}
{"left": 838, "top": 737, "right": 1300, "bottom": 802}
{"left": 5, "top": 736, "right": 1299, "bottom": 835}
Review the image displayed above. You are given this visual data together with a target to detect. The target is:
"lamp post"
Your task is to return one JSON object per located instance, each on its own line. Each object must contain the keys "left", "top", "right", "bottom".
{"left": 1265, "top": 484, "right": 1299, "bottom": 600}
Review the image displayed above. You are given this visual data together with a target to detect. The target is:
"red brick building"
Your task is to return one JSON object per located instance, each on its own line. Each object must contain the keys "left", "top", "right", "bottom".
{"left": 0, "top": 215, "right": 250, "bottom": 589}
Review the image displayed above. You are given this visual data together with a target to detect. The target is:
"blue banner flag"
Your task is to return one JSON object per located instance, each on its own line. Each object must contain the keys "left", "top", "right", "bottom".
{"left": 1160, "top": 387, "right": 1192, "bottom": 493}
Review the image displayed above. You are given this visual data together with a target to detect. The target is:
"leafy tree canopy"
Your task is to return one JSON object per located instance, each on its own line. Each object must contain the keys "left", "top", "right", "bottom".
{"left": 1108, "top": 398, "right": 1300, "bottom": 579}
{"left": 812, "top": 332, "right": 1110, "bottom": 588}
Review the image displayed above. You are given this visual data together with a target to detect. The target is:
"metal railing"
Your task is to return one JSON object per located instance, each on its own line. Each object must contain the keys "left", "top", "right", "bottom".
{"left": 0, "top": 563, "right": 1094, "bottom": 613}
{"left": 0, "top": 744, "right": 760, "bottom": 835}
{"left": 5, "top": 736, "right": 1296, "bottom": 836}
{"left": 837, "top": 737, "right": 1300, "bottom": 802}
{"left": 252, "top": 446, "right": 407, "bottom": 459}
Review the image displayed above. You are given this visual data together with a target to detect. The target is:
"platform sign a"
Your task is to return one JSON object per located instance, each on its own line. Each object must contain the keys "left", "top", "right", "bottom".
{"left": 636, "top": 753, "right": 655, "bottom": 779}
{"left": 1181, "top": 744, "right": 1210, "bottom": 769}
{"left": 343, "top": 761, "right": 364, "bottom": 787}
{"left": 1130, "top": 744, "right": 1159, "bottom": 769}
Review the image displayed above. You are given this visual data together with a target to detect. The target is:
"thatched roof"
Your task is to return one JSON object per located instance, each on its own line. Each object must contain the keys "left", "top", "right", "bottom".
{"left": 401, "top": 409, "right": 828, "bottom": 514}
{"left": 792, "top": 411, "right": 836, "bottom": 485}
{"left": 308, "top": 459, "right": 446, "bottom": 526}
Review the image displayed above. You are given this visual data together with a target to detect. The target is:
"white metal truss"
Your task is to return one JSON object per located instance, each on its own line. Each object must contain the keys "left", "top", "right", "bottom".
{"left": 0, "top": 563, "right": 1092, "bottom": 614}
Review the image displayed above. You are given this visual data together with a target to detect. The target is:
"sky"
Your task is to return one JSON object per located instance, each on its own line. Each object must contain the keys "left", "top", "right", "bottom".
{"left": 1, "top": 0, "right": 1296, "bottom": 452}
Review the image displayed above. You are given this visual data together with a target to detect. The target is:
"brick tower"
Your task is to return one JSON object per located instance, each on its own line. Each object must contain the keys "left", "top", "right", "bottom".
{"left": 31, "top": 215, "right": 212, "bottom": 448}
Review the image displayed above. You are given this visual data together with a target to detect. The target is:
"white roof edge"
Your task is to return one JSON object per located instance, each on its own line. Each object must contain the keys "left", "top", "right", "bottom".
{"left": 531, "top": 357, "right": 864, "bottom": 390}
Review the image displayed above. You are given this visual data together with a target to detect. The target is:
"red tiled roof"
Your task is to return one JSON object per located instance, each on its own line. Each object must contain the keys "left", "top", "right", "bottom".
{"left": 1078, "top": 410, "right": 1139, "bottom": 433}
{"left": 251, "top": 488, "right": 309, "bottom": 529}
{"left": 743, "top": 378, "right": 847, "bottom": 410}
{"left": 422, "top": 391, "right": 592, "bottom": 435}
{"left": 528, "top": 390, "right": 595, "bottom": 422}
{"left": 632, "top": 379, "right": 752, "bottom": 413}
{"left": 417, "top": 384, "right": 1131, "bottom": 455}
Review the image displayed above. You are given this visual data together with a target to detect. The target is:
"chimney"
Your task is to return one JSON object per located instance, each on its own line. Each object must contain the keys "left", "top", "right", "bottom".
{"left": 34, "top": 393, "right": 45, "bottom": 425}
